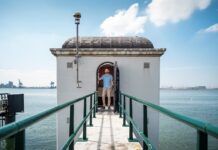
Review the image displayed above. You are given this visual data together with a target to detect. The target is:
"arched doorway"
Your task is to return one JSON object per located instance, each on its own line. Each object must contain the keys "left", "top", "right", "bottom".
{"left": 96, "top": 62, "right": 120, "bottom": 112}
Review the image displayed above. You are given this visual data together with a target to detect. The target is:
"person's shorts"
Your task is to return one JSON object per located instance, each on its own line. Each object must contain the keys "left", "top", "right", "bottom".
{"left": 103, "top": 87, "right": 111, "bottom": 90}
{"left": 102, "top": 87, "right": 112, "bottom": 96}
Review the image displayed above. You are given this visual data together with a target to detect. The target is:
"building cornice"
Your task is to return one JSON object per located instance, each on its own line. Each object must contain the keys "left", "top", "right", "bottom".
{"left": 50, "top": 48, "right": 166, "bottom": 57}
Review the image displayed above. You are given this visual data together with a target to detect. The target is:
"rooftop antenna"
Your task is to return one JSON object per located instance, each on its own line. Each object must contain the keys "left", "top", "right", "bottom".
{"left": 73, "top": 12, "right": 82, "bottom": 88}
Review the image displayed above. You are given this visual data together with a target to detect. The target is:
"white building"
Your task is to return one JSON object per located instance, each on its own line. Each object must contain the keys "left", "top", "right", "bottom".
{"left": 50, "top": 36, "right": 166, "bottom": 149}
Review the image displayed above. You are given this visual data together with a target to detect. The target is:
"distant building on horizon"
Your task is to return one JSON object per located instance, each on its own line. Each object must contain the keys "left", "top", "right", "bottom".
{"left": 0, "top": 81, "right": 16, "bottom": 88}
{"left": 18, "top": 79, "right": 23, "bottom": 88}
{"left": 50, "top": 81, "right": 55, "bottom": 88}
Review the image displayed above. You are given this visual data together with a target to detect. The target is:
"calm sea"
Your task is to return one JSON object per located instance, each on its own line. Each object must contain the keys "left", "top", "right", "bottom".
{"left": 160, "top": 89, "right": 218, "bottom": 150}
{"left": 0, "top": 88, "right": 57, "bottom": 150}
{"left": 0, "top": 88, "right": 218, "bottom": 150}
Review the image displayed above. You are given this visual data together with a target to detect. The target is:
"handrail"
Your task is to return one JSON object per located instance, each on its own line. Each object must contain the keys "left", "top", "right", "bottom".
{"left": 121, "top": 106, "right": 154, "bottom": 150}
{"left": 120, "top": 92, "right": 218, "bottom": 150}
{"left": 61, "top": 104, "right": 96, "bottom": 150}
{"left": 0, "top": 91, "right": 97, "bottom": 150}
{"left": 121, "top": 92, "right": 218, "bottom": 138}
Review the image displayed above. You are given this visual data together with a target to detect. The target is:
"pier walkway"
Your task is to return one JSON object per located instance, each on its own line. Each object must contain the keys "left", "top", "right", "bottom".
{"left": 75, "top": 109, "right": 142, "bottom": 150}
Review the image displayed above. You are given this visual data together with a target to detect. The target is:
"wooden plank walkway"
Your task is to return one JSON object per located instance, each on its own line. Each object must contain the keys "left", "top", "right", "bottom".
{"left": 74, "top": 109, "right": 142, "bottom": 150}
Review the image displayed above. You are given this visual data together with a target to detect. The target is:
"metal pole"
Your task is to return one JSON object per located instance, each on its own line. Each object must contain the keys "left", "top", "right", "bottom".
{"left": 143, "top": 105, "right": 148, "bottom": 150}
{"left": 83, "top": 98, "right": 88, "bottom": 141}
{"left": 95, "top": 92, "right": 98, "bottom": 112}
{"left": 76, "top": 22, "right": 81, "bottom": 88}
{"left": 128, "top": 98, "right": 133, "bottom": 141}
{"left": 119, "top": 92, "right": 122, "bottom": 118}
{"left": 89, "top": 95, "right": 93, "bottom": 126}
{"left": 197, "top": 130, "right": 208, "bottom": 150}
{"left": 93, "top": 94, "right": 96, "bottom": 118}
{"left": 123, "top": 95, "right": 126, "bottom": 126}
{"left": 74, "top": 12, "right": 81, "bottom": 88}
{"left": 76, "top": 23, "right": 79, "bottom": 57}
{"left": 69, "top": 104, "right": 74, "bottom": 150}
{"left": 76, "top": 23, "right": 79, "bottom": 85}
{"left": 15, "top": 130, "right": 25, "bottom": 150}
{"left": 5, "top": 113, "right": 17, "bottom": 150}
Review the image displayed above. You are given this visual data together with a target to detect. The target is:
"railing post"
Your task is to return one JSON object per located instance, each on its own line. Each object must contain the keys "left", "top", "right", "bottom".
{"left": 197, "top": 130, "right": 208, "bottom": 150}
{"left": 83, "top": 98, "right": 88, "bottom": 141}
{"left": 93, "top": 93, "right": 96, "bottom": 118}
{"left": 143, "top": 105, "right": 148, "bottom": 150}
{"left": 122, "top": 95, "right": 127, "bottom": 126}
{"left": 119, "top": 92, "right": 122, "bottom": 118}
{"left": 95, "top": 92, "right": 98, "bottom": 112}
{"left": 69, "top": 104, "right": 74, "bottom": 150}
{"left": 15, "top": 130, "right": 25, "bottom": 150}
{"left": 89, "top": 95, "right": 93, "bottom": 126}
{"left": 128, "top": 98, "right": 133, "bottom": 141}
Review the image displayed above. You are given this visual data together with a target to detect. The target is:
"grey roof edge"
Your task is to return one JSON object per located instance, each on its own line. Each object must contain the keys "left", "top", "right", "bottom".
{"left": 50, "top": 48, "right": 166, "bottom": 57}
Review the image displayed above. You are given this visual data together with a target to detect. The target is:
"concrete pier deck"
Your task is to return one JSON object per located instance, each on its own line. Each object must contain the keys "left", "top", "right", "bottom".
{"left": 74, "top": 109, "right": 142, "bottom": 150}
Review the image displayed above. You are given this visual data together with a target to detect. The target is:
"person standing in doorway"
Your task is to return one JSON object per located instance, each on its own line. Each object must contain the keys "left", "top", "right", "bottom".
{"left": 99, "top": 68, "right": 113, "bottom": 109}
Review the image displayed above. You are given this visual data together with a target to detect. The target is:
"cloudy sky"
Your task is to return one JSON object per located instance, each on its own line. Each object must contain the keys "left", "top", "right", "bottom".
{"left": 0, "top": 0, "right": 218, "bottom": 87}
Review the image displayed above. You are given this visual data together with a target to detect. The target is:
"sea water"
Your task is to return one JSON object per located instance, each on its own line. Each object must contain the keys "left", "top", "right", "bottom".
{"left": 160, "top": 89, "right": 218, "bottom": 150}
{"left": 0, "top": 88, "right": 217, "bottom": 150}
{"left": 0, "top": 88, "right": 57, "bottom": 150}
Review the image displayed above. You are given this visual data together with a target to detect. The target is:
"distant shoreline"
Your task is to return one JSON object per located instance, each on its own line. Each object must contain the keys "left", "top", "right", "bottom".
{"left": 1, "top": 87, "right": 218, "bottom": 90}
{"left": 0, "top": 87, "right": 56, "bottom": 89}
{"left": 160, "top": 87, "right": 218, "bottom": 90}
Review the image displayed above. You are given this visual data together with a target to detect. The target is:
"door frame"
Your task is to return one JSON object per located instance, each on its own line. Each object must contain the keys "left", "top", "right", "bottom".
{"left": 96, "top": 61, "right": 119, "bottom": 111}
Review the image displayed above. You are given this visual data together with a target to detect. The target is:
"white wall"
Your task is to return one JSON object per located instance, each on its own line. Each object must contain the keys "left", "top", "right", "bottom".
{"left": 56, "top": 56, "right": 160, "bottom": 149}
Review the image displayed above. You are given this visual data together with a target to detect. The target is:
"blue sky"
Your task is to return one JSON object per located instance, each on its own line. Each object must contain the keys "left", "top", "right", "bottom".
{"left": 0, "top": 0, "right": 218, "bottom": 87}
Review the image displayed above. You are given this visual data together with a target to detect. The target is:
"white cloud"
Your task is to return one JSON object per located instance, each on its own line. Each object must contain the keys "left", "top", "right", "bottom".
{"left": 202, "top": 23, "right": 218, "bottom": 33}
{"left": 146, "top": 0, "right": 211, "bottom": 26}
{"left": 197, "top": 23, "right": 218, "bottom": 33}
{"left": 0, "top": 69, "right": 56, "bottom": 87}
{"left": 100, "top": 3, "right": 147, "bottom": 36}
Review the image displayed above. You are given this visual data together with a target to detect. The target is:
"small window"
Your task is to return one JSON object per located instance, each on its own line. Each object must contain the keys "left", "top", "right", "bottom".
{"left": 67, "top": 62, "right": 73, "bottom": 68}
{"left": 144, "top": 62, "right": 150, "bottom": 69}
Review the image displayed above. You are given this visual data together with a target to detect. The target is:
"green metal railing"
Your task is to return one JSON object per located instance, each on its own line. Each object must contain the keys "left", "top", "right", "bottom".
{"left": 0, "top": 91, "right": 98, "bottom": 150}
{"left": 119, "top": 92, "right": 218, "bottom": 150}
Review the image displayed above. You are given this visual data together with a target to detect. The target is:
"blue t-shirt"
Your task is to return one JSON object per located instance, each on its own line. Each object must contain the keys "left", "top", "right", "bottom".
{"left": 100, "top": 74, "right": 113, "bottom": 88}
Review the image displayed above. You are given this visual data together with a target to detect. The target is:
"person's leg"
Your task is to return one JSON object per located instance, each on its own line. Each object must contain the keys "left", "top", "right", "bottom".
{"left": 107, "top": 88, "right": 111, "bottom": 107}
{"left": 102, "top": 88, "right": 106, "bottom": 107}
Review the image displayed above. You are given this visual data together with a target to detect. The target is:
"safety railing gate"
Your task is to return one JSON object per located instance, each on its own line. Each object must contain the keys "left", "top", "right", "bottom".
{"left": 0, "top": 92, "right": 98, "bottom": 150}
{"left": 119, "top": 92, "right": 218, "bottom": 150}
